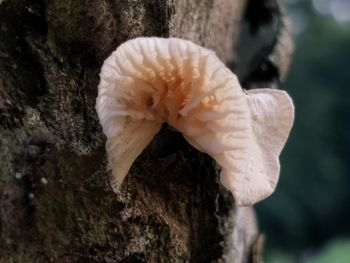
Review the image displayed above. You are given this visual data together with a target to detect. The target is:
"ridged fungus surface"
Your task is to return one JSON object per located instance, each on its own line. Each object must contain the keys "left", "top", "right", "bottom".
{"left": 96, "top": 37, "right": 294, "bottom": 206}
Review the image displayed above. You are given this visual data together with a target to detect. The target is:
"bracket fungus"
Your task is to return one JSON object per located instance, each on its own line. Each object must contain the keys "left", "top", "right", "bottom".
{"left": 96, "top": 37, "right": 294, "bottom": 206}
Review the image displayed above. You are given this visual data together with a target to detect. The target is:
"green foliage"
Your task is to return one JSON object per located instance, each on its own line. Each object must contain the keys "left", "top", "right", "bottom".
{"left": 255, "top": 0, "right": 350, "bottom": 254}
{"left": 306, "top": 239, "right": 350, "bottom": 263}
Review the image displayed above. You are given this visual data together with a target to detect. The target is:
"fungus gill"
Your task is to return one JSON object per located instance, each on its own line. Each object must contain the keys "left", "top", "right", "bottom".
{"left": 96, "top": 37, "right": 294, "bottom": 206}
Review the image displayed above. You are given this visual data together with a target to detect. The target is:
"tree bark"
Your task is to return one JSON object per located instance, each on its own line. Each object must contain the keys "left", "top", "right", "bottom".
{"left": 0, "top": 0, "right": 291, "bottom": 262}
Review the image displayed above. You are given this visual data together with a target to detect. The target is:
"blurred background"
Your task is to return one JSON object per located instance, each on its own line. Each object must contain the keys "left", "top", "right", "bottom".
{"left": 254, "top": 0, "right": 350, "bottom": 262}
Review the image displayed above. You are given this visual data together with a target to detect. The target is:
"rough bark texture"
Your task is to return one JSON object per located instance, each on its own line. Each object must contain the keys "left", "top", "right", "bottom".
{"left": 0, "top": 0, "right": 291, "bottom": 262}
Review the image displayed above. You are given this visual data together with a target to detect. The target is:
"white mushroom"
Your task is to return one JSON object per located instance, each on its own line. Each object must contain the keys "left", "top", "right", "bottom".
{"left": 96, "top": 37, "right": 294, "bottom": 206}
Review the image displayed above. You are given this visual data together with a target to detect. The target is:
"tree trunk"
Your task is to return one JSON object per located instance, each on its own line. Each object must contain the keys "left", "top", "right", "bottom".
{"left": 0, "top": 0, "right": 291, "bottom": 262}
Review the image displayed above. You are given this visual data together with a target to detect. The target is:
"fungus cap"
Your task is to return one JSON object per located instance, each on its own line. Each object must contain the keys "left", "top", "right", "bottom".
{"left": 96, "top": 37, "right": 294, "bottom": 206}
